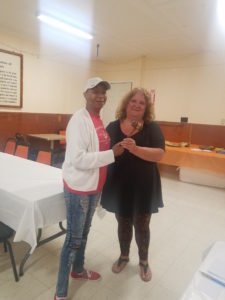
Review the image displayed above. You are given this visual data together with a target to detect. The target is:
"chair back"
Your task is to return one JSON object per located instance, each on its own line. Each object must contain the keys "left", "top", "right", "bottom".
{"left": 36, "top": 150, "right": 52, "bottom": 165}
{"left": 59, "top": 130, "right": 66, "bottom": 145}
{"left": 14, "top": 145, "right": 29, "bottom": 159}
{"left": 0, "top": 222, "right": 19, "bottom": 282}
{"left": 4, "top": 138, "right": 17, "bottom": 155}
{"left": 0, "top": 222, "right": 14, "bottom": 242}
{"left": 59, "top": 130, "right": 66, "bottom": 146}
{"left": 15, "top": 132, "right": 30, "bottom": 146}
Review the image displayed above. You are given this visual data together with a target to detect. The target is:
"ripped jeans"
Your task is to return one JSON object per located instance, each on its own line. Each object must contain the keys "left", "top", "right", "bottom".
{"left": 56, "top": 189, "right": 100, "bottom": 298}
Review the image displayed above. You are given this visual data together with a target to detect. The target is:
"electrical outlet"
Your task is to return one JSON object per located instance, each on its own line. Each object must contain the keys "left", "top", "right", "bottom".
{"left": 221, "top": 118, "right": 225, "bottom": 125}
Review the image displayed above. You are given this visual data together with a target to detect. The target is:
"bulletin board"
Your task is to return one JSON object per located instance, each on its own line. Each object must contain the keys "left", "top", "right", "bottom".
{"left": 0, "top": 49, "right": 23, "bottom": 108}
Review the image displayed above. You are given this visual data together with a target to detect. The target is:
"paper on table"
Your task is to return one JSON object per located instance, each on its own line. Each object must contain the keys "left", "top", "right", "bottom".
{"left": 181, "top": 242, "right": 225, "bottom": 300}
{"left": 191, "top": 148, "right": 212, "bottom": 152}
{"left": 196, "top": 275, "right": 223, "bottom": 300}
{"left": 201, "top": 258, "right": 225, "bottom": 287}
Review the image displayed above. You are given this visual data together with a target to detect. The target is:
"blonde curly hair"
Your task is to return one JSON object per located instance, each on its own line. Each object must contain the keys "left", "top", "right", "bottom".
{"left": 115, "top": 87, "right": 155, "bottom": 122}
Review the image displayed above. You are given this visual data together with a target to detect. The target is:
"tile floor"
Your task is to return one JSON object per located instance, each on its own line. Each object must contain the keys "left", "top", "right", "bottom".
{"left": 1, "top": 167, "right": 225, "bottom": 300}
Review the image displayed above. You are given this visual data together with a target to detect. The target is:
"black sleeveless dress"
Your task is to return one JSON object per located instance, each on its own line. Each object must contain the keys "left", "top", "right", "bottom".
{"left": 101, "top": 120, "right": 165, "bottom": 217}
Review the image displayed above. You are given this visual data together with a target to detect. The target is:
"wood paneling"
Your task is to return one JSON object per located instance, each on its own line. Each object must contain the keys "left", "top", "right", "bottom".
{"left": 0, "top": 112, "right": 71, "bottom": 151}
{"left": 190, "top": 124, "right": 225, "bottom": 148}
{"left": 158, "top": 121, "right": 225, "bottom": 148}
{"left": 158, "top": 121, "right": 191, "bottom": 143}
{"left": 0, "top": 112, "right": 224, "bottom": 151}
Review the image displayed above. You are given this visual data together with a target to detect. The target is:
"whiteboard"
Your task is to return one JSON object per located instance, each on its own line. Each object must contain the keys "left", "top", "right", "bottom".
{"left": 102, "top": 81, "right": 132, "bottom": 126}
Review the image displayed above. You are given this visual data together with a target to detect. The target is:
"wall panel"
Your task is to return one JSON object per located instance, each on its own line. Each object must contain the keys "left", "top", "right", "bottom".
{"left": 0, "top": 112, "right": 71, "bottom": 151}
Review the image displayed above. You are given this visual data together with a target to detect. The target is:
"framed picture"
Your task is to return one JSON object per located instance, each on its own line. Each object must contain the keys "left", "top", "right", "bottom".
{"left": 0, "top": 49, "right": 23, "bottom": 108}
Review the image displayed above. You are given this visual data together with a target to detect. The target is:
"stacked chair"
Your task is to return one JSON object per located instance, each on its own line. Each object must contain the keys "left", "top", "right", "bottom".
{"left": 36, "top": 150, "right": 52, "bottom": 165}
{"left": 14, "top": 145, "right": 29, "bottom": 159}
{"left": 3, "top": 133, "right": 30, "bottom": 159}
{"left": 4, "top": 138, "right": 17, "bottom": 155}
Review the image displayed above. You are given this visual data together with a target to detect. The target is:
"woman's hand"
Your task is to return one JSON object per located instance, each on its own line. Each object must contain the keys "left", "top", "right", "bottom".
{"left": 112, "top": 142, "right": 125, "bottom": 157}
{"left": 121, "top": 138, "right": 165, "bottom": 161}
{"left": 120, "top": 138, "right": 137, "bottom": 153}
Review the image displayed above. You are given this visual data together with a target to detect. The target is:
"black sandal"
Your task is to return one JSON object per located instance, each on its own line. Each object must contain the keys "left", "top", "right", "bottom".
{"left": 112, "top": 257, "right": 129, "bottom": 273}
{"left": 139, "top": 262, "right": 152, "bottom": 282}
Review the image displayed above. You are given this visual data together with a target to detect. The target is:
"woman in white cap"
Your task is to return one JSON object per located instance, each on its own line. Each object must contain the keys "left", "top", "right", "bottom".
{"left": 55, "top": 77, "right": 124, "bottom": 300}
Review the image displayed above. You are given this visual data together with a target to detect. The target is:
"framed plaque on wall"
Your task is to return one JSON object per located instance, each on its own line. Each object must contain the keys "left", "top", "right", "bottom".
{"left": 0, "top": 49, "right": 23, "bottom": 108}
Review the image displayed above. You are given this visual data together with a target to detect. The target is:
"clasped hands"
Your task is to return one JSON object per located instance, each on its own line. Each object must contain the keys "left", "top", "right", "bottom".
{"left": 112, "top": 138, "right": 137, "bottom": 157}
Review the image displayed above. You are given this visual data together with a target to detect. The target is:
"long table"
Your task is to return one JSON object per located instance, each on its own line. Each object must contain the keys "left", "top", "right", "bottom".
{"left": 160, "top": 145, "right": 225, "bottom": 174}
{"left": 27, "top": 133, "right": 65, "bottom": 150}
{"left": 181, "top": 241, "right": 225, "bottom": 300}
{"left": 0, "top": 152, "right": 66, "bottom": 275}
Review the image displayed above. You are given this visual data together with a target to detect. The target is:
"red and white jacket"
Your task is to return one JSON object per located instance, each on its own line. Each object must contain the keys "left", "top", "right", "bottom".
{"left": 62, "top": 108, "right": 114, "bottom": 192}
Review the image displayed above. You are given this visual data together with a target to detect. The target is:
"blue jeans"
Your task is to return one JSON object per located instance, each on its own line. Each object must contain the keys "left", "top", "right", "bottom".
{"left": 56, "top": 189, "right": 100, "bottom": 298}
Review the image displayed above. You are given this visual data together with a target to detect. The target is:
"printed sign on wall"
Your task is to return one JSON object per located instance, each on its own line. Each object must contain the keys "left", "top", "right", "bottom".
{"left": 0, "top": 49, "right": 23, "bottom": 108}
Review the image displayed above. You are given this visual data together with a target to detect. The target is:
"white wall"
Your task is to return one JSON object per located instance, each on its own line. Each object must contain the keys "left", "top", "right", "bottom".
{"left": 0, "top": 32, "right": 92, "bottom": 114}
{"left": 23, "top": 55, "right": 89, "bottom": 113}
{"left": 94, "top": 55, "right": 225, "bottom": 125}
{"left": 143, "top": 54, "right": 225, "bottom": 125}
{"left": 1, "top": 32, "right": 225, "bottom": 125}
{"left": 101, "top": 81, "right": 132, "bottom": 126}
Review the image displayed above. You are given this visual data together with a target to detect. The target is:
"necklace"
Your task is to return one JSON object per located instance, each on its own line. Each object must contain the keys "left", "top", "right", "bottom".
{"left": 130, "top": 120, "right": 143, "bottom": 131}
{"left": 122, "top": 119, "right": 144, "bottom": 137}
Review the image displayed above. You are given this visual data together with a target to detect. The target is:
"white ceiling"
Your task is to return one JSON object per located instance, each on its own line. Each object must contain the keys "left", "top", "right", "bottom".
{"left": 0, "top": 0, "right": 225, "bottom": 63}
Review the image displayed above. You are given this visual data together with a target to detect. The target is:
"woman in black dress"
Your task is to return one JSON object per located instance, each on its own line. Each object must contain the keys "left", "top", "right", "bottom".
{"left": 101, "top": 87, "right": 165, "bottom": 282}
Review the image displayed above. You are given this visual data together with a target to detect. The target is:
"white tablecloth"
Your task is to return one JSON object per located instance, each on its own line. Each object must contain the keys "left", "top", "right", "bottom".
{"left": 181, "top": 241, "right": 225, "bottom": 300}
{"left": 0, "top": 152, "right": 66, "bottom": 252}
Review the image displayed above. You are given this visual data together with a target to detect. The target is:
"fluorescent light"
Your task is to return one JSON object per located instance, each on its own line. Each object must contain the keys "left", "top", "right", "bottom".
{"left": 37, "top": 14, "right": 93, "bottom": 40}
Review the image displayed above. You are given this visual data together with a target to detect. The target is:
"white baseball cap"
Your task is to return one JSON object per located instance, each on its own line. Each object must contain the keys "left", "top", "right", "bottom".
{"left": 84, "top": 77, "right": 111, "bottom": 93}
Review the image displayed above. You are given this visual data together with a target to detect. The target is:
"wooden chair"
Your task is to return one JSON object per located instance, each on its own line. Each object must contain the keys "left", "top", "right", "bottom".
{"left": 36, "top": 150, "right": 52, "bottom": 165}
{"left": 4, "top": 138, "right": 17, "bottom": 155}
{"left": 59, "top": 130, "right": 66, "bottom": 147}
{"left": 0, "top": 222, "right": 19, "bottom": 282}
{"left": 14, "top": 145, "right": 29, "bottom": 159}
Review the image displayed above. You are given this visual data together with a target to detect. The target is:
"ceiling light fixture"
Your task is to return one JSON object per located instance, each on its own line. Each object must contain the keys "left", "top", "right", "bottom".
{"left": 37, "top": 14, "right": 93, "bottom": 40}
